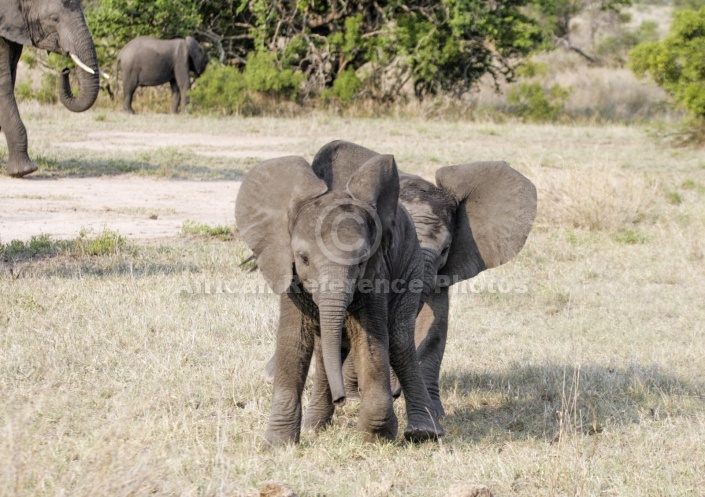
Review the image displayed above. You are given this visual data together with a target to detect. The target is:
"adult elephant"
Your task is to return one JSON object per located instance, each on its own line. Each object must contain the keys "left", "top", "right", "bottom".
{"left": 0, "top": 0, "right": 99, "bottom": 177}
{"left": 236, "top": 153, "right": 444, "bottom": 445}
{"left": 309, "top": 141, "right": 537, "bottom": 417}
{"left": 116, "top": 36, "right": 208, "bottom": 114}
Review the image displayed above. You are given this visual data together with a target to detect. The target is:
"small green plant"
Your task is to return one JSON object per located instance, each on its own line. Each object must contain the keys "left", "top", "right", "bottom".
{"left": 1, "top": 235, "right": 72, "bottom": 261}
{"left": 76, "top": 228, "right": 127, "bottom": 256}
{"left": 507, "top": 82, "right": 571, "bottom": 122}
{"left": 15, "top": 83, "right": 33, "bottom": 102}
{"left": 613, "top": 229, "right": 648, "bottom": 245}
{"left": 681, "top": 179, "right": 697, "bottom": 190}
{"left": 516, "top": 60, "right": 549, "bottom": 78}
{"left": 181, "top": 220, "right": 234, "bottom": 241}
{"left": 666, "top": 191, "right": 684, "bottom": 205}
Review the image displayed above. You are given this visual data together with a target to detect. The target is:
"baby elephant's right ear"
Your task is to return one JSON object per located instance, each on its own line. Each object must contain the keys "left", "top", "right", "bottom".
{"left": 235, "top": 156, "right": 328, "bottom": 294}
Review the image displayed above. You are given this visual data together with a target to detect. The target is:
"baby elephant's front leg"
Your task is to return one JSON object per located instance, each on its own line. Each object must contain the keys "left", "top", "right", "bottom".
{"left": 349, "top": 311, "right": 398, "bottom": 442}
{"left": 264, "top": 294, "right": 315, "bottom": 446}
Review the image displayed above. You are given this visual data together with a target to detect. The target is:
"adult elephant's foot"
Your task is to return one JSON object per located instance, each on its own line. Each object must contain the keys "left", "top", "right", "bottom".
{"left": 6, "top": 158, "right": 38, "bottom": 178}
{"left": 432, "top": 399, "right": 446, "bottom": 418}
{"left": 302, "top": 406, "right": 335, "bottom": 432}
{"left": 404, "top": 413, "right": 445, "bottom": 442}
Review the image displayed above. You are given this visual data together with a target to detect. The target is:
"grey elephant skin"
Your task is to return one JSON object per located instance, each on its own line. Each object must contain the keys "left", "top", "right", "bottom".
{"left": 0, "top": 0, "right": 99, "bottom": 177}
{"left": 235, "top": 153, "right": 444, "bottom": 446}
{"left": 307, "top": 140, "right": 537, "bottom": 418}
{"left": 116, "top": 36, "right": 208, "bottom": 114}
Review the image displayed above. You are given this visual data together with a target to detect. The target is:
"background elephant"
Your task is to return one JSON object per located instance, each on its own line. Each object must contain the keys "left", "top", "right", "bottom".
{"left": 0, "top": 0, "right": 99, "bottom": 177}
{"left": 236, "top": 152, "right": 444, "bottom": 445}
{"left": 309, "top": 141, "right": 537, "bottom": 417}
{"left": 116, "top": 36, "right": 208, "bottom": 114}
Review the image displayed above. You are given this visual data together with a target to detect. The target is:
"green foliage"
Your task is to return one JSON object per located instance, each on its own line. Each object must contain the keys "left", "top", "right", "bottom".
{"left": 325, "top": 68, "right": 363, "bottom": 104}
{"left": 15, "top": 83, "right": 33, "bottom": 103}
{"left": 35, "top": 74, "right": 58, "bottom": 105}
{"left": 630, "top": 8, "right": 705, "bottom": 121}
{"left": 1, "top": 235, "right": 72, "bottom": 261}
{"left": 516, "top": 60, "right": 549, "bottom": 78}
{"left": 665, "top": 191, "right": 684, "bottom": 205}
{"left": 188, "top": 64, "right": 248, "bottom": 115}
{"left": 77, "top": 228, "right": 128, "bottom": 256}
{"left": 507, "top": 82, "right": 572, "bottom": 122}
{"left": 181, "top": 221, "right": 234, "bottom": 240}
{"left": 243, "top": 52, "right": 302, "bottom": 97}
{"left": 675, "top": 0, "right": 705, "bottom": 10}
{"left": 613, "top": 229, "right": 648, "bottom": 244}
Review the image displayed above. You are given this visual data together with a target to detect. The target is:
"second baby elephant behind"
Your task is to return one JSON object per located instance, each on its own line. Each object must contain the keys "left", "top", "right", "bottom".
{"left": 116, "top": 36, "right": 208, "bottom": 114}
{"left": 235, "top": 153, "right": 444, "bottom": 445}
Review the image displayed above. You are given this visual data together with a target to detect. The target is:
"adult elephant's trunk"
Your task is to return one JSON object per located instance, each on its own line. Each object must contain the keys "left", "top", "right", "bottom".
{"left": 316, "top": 267, "right": 355, "bottom": 406}
{"left": 59, "top": 29, "right": 99, "bottom": 113}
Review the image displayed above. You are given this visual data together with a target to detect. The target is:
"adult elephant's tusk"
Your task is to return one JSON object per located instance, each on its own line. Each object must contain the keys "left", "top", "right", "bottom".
{"left": 100, "top": 70, "right": 111, "bottom": 79}
{"left": 70, "top": 53, "right": 95, "bottom": 75}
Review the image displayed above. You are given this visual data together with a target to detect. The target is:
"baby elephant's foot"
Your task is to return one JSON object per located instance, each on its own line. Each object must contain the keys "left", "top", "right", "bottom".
{"left": 404, "top": 415, "right": 445, "bottom": 442}
{"left": 264, "top": 426, "right": 299, "bottom": 447}
{"left": 6, "top": 158, "right": 38, "bottom": 178}
{"left": 302, "top": 407, "right": 334, "bottom": 432}
{"left": 361, "top": 411, "right": 399, "bottom": 443}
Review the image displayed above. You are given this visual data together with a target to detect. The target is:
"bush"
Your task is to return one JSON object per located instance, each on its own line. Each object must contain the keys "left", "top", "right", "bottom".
{"left": 188, "top": 64, "right": 248, "bottom": 115}
{"left": 630, "top": 8, "right": 705, "bottom": 123}
{"left": 243, "top": 51, "right": 303, "bottom": 98}
{"left": 325, "top": 68, "right": 364, "bottom": 104}
{"left": 507, "top": 82, "right": 571, "bottom": 122}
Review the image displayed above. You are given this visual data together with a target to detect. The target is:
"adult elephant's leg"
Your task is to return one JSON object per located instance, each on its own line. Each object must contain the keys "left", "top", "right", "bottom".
{"left": 302, "top": 335, "right": 343, "bottom": 431}
{"left": 414, "top": 287, "right": 449, "bottom": 417}
{"left": 0, "top": 40, "right": 36, "bottom": 177}
{"left": 169, "top": 81, "right": 180, "bottom": 114}
{"left": 264, "top": 293, "right": 315, "bottom": 446}
{"left": 350, "top": 304, "right": 397, "bottom": 442}
{"left": 390, "top": 291, "right": 445, "bottom": 441}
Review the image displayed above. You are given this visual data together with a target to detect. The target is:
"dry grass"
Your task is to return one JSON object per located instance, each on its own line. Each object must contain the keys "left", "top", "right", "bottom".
{"left": 2, "top": 108, "right": 705, "bottom": 496}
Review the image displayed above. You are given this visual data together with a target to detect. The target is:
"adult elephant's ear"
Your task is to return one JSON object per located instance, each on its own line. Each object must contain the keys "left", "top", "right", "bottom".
{"left": 312, "top": 140, "right": 379, "bottom": 190}
{"left": 0, "top": 1, "right": 32, "bottom": 45}
{"left": 346, "top": 154, "right": 399, "bottom": 233}
{"left": 236, "top": 156, "right": 328, "bottom": 294}
{"left": 436, "top": 161, "right": 537, "bottom": 285}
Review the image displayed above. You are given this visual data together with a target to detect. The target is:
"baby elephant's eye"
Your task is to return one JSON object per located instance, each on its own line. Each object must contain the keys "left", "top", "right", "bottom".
{"left": 441, "top": 246, "right": 450, "bottom": 256}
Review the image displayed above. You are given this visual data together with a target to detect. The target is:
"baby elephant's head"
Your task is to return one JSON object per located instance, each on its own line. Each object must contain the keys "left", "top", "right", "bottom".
{"left": 236, "top": 153, "right": 399, "bottom": 405}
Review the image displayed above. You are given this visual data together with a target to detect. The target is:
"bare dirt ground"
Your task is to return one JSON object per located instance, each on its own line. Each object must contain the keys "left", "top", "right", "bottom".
{"left": 0, "top": 175, "right": 240, "bottom": 241}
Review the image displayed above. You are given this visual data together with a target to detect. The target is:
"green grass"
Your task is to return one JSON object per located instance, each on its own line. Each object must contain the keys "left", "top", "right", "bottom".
{"left": 2, "top": 108, "right": 705, "bottom": 496}
{"left": 1, "top": 229, "right": 131, "bottom": 262}
{"left": 181, "top": 220, "right": 235, "bottom": 241}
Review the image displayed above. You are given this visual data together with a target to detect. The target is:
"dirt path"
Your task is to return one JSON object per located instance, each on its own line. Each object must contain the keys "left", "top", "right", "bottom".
{"left": 0, "top": 176, "right": 240, "bottom": 242}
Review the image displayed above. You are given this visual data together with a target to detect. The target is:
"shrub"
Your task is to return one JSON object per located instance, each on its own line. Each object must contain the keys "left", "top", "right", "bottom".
{"left": 243, "top": 51, "right": 303, "bottom": 98}
{"left": 189, "top": 64, "right": 248, "bottom": 115}
{"left": 630, "top": 8, "right": 705, "bottom": 135}
{"left": 325, "top": 68, "right": 364, "bottom": 104}
{"left": 507, "top": 82, "right": 571, "bottom": 122}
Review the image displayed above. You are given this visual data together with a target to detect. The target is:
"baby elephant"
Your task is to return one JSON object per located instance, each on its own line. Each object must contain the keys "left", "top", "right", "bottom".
{"left": 116, "top": 36, "right": 208, "bottom": 113}
{"left": 236, "top": 153, "right": 444, "bottom": 445}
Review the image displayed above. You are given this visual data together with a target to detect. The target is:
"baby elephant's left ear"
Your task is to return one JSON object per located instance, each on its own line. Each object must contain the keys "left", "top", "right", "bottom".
{"left": 436, "top": 161, "right": 537, "bottom": 283}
